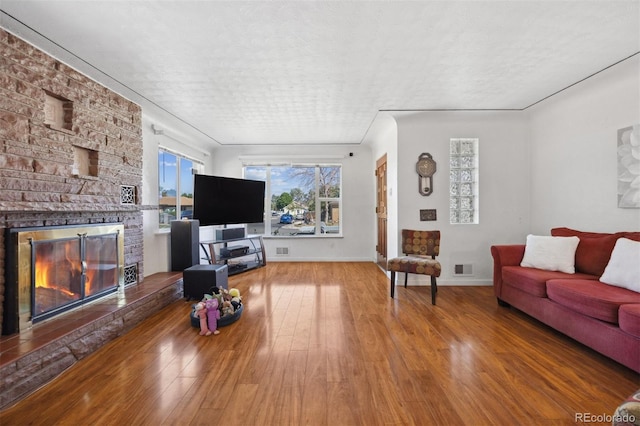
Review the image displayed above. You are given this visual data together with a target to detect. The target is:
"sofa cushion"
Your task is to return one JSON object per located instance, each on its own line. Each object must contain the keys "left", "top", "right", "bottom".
{"left": 502, "top": 266, "right": 597, "bottom": 298}
{"left": 600, "top": 238, "right": 640, "bottom": 293}
{"left": 619, "top": 304, "right": 640, "bottom": 338}
{"left": 551, "top": 227, "right": 620, "bottom": 276}
{"left": 546, "top": 279, "right": 640, "bottom": 324}
{"left": 520, "top": 234, "right": 580, "bottom": 273}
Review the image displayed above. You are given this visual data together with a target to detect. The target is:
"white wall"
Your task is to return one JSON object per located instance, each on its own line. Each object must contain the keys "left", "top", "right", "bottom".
{"left": 208, "top": 144, "right": 376, "bottom": 262}
{"left": 141, "top": 114, "right": 215, "bottom": 276}
{"left": 392, "top": 111, "right": 530, "bottom": 285}
{"left": 527, "top": 56, "right": 640, "bottom": 233}
{"left": 366, "top": 113, "right": 399, "bottom": 262}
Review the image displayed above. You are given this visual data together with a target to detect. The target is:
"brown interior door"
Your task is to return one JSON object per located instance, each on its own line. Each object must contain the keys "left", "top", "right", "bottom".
{"left": 376, "top": 154, "right": 388, "bottom": 269}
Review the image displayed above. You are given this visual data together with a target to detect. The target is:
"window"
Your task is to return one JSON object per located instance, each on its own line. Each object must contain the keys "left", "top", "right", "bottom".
{"left": 158, "top": 149, "right": 203, "bottom": 229}
{"left": 244, "top": 164, "right": 342, "bottom": 236}
{"left": 450, "top": 138, "right": 479, "bottom": 224}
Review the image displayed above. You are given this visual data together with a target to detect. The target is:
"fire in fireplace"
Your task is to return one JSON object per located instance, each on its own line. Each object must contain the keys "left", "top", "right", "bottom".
{"left": 3, "top": 223, "right": 125, "bottom": 335}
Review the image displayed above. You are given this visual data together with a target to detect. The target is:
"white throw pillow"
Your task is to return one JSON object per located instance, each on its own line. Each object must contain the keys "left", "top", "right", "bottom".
{"left": 520, "top": 235, "right": 580, "bottom": 274}
{"left": 600, "top": 238, "right": 640, "bottom": 293}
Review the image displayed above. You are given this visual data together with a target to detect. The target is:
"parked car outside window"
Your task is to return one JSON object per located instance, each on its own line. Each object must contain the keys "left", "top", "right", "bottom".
{"left": 279, "top": 213, "right": 293, "bottom": 224}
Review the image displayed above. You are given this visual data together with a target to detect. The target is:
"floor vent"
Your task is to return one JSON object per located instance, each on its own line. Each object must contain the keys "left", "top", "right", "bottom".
{"left": 454, "top": 264, "right": 473, "bottom": 276}
{"left": 276, "top": 247, "right": 289, "bottom": 255}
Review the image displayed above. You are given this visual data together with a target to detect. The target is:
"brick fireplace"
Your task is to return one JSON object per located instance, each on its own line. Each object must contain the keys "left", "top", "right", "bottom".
{"left": 0, "top": 28, "right": 144, "bottom": 334}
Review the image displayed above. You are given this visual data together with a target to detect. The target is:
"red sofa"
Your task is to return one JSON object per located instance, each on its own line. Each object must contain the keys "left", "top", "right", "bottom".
{"left": 491, "top": 228, "right": 640, "bottom": 372}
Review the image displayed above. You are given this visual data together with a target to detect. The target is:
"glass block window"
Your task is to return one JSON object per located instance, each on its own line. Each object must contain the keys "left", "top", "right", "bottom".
{"left": 450, "top": 138, "right": 479, "bottom": 224}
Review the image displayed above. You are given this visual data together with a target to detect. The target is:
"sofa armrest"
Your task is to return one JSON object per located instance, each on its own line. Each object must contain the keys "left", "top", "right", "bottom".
{"left": 490, "top": 245, "right": 526, "bottom": 299}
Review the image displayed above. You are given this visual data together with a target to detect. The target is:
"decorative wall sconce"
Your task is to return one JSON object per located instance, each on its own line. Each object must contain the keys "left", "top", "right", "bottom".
{"left": 416, "top": 152, "right": 437, "bottom": 196}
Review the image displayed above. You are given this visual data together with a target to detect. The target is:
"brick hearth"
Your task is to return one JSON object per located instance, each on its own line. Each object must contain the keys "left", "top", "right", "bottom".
{"left": 0, "top": 272, "right": 183, "bottom": 410}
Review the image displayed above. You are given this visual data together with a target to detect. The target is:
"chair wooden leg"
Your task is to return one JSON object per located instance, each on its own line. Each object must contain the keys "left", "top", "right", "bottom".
{"left": 430, "top": 275, "right": 437, "bottom": 305}
{"left": 404, "top": 272, "right": 408, "bottom": 288}
{"left": 390, "top": 271, "right": 396, "bottom": 298}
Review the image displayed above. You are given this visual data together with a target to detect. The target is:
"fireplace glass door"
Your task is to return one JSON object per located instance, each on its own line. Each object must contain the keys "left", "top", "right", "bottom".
{"left": 85, "top": 234, "right": 119, "bottom": 296}
{"left": 33, "top": 237, "right": 83, "bottom": 316}
{"left": 31, "top": 232, "right": 120, "bottom": 321}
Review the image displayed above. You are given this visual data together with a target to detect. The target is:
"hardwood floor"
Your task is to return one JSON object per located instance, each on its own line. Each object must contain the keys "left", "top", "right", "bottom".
{"left": 1, "top": 262, "right": 637, "bottom": 425}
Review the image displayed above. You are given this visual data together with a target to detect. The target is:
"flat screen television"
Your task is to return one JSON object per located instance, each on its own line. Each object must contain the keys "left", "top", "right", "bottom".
{"left": 192, "top": 174, "right": 265, "bottom": 226}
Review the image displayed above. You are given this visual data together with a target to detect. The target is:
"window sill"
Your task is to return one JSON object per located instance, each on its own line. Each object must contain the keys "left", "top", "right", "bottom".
{"left": 263, "top": 234, "right": 343, "bottom": 239}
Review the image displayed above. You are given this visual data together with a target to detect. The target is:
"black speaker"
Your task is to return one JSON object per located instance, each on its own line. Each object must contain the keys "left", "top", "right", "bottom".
{"left": 171, "top": 219, "right": 200, "bottom": 271}
{"left": 183, "top": 264, "right": 229, "bottom": 300}
{"left": 215, "top": 227, "right": 245, "bottom": 241}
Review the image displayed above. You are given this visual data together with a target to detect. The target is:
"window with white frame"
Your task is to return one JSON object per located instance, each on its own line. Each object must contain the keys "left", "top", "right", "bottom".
{"left": 450, "top": 138, "right": 479, "bottom": 224}
{"left": 158, "top": 148, "right": 204, "bottom": 229}
{"left": 244, "top": 164, "right": 341, "bottom": 237}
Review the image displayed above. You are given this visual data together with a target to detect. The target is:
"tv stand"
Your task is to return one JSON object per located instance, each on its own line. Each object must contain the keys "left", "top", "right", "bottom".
{"left": 200, "top": 234, "right": 266, "bottom": 275}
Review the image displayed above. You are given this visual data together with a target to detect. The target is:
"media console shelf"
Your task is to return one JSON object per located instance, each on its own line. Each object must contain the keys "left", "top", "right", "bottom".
{"left": 200, "top": 234, "right": 266, "bottom": 275}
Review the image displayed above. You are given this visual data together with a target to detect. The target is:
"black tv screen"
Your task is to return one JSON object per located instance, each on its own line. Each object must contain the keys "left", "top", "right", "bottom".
{"left": 193, "top": 174, "right": 265, "bottom": 226}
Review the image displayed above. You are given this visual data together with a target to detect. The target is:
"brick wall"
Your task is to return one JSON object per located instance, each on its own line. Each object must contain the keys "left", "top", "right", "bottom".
{"left": 0, "top": 28, "right": 144, "bottom": 332}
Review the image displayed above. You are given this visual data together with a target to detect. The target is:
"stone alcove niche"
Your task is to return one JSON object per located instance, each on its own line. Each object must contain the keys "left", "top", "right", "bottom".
{"left": 43, "top": 90, "right": 99, "bottom": 178}
{"left": 72, "top": 145, "right": 99, "bottom": 177}
{"left": 43, "top": 90, "right": 73, "bottom": 132}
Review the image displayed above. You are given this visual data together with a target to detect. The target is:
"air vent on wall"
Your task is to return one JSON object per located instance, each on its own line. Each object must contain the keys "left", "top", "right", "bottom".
{"left": 454, "top": 264, "right": 473, "bottom": 276}
{"left": 124, "top": 264, "right": 138, "bottom": 285}
{"left": 276, "top": 247, "right": 289, "bottom": 256}
{"left": 120, "top": 185, "right": 136, "bottom": 205}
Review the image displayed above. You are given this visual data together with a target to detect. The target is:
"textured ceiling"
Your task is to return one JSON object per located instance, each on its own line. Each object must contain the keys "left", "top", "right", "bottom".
{"left": 1, "top": 1, "right": 638, "bottom": 147}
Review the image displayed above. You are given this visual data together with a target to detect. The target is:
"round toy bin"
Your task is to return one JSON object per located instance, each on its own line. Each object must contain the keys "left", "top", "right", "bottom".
{"left": 190, "top": 303, "right": 243, "bottom": 328}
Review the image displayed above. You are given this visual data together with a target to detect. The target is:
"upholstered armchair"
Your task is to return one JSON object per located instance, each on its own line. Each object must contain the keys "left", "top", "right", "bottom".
{"left": 387, "top": 230, "right": 441, "bottom": 304}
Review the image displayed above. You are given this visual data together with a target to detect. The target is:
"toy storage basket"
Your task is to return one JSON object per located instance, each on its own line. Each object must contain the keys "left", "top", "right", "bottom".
{"left": 190, "top": 303, "right": 243, "bottom": 328}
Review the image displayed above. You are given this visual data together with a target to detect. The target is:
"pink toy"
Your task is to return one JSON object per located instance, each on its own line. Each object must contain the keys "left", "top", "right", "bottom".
{"left": 205, "top": 298, "right": 221, "bottom": 335}
{"left": 194, "top": 302, "right": 211, "bottom": 336}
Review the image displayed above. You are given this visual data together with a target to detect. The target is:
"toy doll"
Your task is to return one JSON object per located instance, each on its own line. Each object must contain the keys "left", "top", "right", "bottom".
{"left": 194, "top": 302, "right": 212, "bottom": 336}
{"left": 205, "top": 298, "right": 221, "bottom": 335}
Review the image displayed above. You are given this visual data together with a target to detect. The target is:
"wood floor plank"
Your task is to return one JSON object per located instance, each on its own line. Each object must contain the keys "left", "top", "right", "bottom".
{"left": 327, "top": 380, "right": 367, "bottom": 426}
{"left": 300, "top": 378, "right": 327, "bottom": 425}
{"left": 1, "top": 262, "right": 637, "bottom": 426}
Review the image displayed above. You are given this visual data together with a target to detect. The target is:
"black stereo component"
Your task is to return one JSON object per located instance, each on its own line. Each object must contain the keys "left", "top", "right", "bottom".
{"left": 220, "top": 245, "right": 249, "bottom": 258}
{"left": 228, "top": 263, "right": 248, "bottom": 273}
{"left": 215, "top": 227, "right": 245, "bottom": 241}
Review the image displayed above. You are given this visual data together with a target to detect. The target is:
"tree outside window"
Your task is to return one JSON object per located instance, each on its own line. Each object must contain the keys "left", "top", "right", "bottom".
{"left": 244, "top": 165, "right": 341, "bottom": 236}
